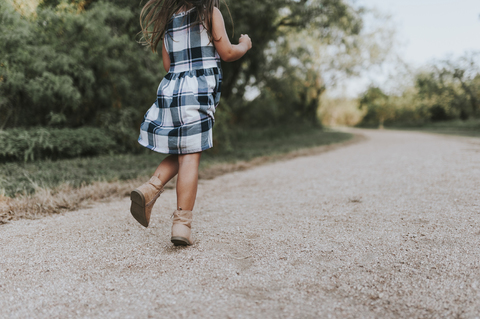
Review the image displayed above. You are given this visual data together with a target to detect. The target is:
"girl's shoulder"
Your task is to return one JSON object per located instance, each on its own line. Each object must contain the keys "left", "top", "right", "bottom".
{"left": 213, "top": 7, "right": 222, "bottom": 18}
{"left": 212, "top": 7, "right": 225, "bottom": 26}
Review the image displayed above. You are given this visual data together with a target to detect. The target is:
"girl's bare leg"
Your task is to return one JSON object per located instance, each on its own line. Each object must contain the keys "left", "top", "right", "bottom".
{"left": 130, "top": 155, "right": 178, "bottom": 228}
{"left": 176, "top": 152, "right": 202, "bottom": 211}
{"left": 153, "top": 155, "right": 179, "bottom": 185}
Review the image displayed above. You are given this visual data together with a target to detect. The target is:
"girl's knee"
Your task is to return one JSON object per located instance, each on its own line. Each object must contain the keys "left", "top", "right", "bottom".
{"left": 178, "top": 152, "right": 202, "bottom": 165}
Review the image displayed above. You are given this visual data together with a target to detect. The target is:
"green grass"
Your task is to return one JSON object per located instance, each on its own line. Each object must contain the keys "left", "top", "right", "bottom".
{"left": 0, "top": 126, "right": 352, "bottom": 198}
{"left": 391, "top": 119, "right": 480, "bottom": 138}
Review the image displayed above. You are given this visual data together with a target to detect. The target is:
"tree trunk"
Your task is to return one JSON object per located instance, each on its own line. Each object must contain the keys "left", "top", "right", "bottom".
{"left": 379, "top": 116, "right": 384, "bottom": 130}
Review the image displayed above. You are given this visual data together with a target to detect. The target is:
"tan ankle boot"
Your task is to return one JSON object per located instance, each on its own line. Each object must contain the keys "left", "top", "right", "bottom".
{"left": 171, "top": 209, "right": 193, "bottom": 246}
{"left": 130, "top": 176, "right": 164, "bottom": 227}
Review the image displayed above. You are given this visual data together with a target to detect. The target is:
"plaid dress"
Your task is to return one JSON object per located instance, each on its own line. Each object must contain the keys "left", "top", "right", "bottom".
{"left": 138, "top": 7, "right": 222, "bottom": 154}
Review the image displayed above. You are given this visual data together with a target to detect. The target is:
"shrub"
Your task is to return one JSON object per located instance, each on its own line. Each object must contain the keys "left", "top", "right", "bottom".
{"left": 0, "top": 127, "right": 118, "bottom": 162}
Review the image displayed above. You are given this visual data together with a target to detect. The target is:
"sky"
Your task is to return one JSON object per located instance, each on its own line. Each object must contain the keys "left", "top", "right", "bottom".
{"left": 335, "top": 0, "right": 480, "bottom": 97}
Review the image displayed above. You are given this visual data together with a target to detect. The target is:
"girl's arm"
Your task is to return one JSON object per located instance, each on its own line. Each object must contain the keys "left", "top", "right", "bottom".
{"left": 212, "top": 7, "right": 252, "bottom": 62}
{"left": 162, "top": 41, "right": 170, "bottom": 72}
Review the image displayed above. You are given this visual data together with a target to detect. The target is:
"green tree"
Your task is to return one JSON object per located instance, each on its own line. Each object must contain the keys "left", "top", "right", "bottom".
{"left": 413, "top": 52, "right": 480, "bottom": 121}
{"left": 0, "top": 0, "right": 163, "bottom": 150}
{"left": 220, "top": 0, "right": 367, "bottom": 126}
{"left": 358, "top": 87, "right": 394, "bottom": 128}
{"left": 221, "top": 1, "right": 394, "bottom": 127}
{"left": 1, "top": 0, "right": 393, "bottom": 146}
{"left": 357, "top": 52, "right": 480, "bottom": 127}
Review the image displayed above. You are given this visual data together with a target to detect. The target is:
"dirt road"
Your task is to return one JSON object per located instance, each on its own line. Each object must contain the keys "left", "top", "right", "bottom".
{"left": 1, "top": 129, "right": 480, "bottom": 318}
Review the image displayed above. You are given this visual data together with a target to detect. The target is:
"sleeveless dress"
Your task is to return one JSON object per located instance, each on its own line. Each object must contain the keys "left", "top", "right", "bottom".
{"left": 138, "top": 7, "right": 222, "bottom": 154}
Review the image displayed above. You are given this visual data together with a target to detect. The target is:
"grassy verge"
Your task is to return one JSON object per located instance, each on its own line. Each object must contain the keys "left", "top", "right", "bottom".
{"left": 390, "top": 119, "right": 480, "bottom": 138}
{"left": 0, "top": 126, "right": 355, "bottom": 223}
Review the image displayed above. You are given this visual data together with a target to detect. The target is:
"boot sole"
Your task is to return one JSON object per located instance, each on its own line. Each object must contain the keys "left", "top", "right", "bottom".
{"left": 171, "top": 237, "right": 191, "bottom": 246}
{"left": 130, "top": 189, "right": 148, "bottom": 227}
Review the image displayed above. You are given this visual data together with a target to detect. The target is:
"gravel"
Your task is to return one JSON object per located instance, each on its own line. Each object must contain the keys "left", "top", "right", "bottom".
{"left": 1, "top": 129, "right": 480, "bottom": 318}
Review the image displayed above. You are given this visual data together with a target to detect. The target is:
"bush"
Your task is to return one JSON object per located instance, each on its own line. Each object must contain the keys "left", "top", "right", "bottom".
{"left": 0, "top": 0, "right": 163, "bottom": 129}
{"left": 0, "top": 127, "right": 118, "bottom": 162}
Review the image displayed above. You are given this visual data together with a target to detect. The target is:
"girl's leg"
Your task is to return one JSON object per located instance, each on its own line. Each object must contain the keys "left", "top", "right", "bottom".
{"left": 130, "top": 154, "right": 178, "bottom": 228}
{"left": 171, "top": 152, "right": 201, "bottom": 245}
{"left": 176, "top": 152, "right": 202, "bottom": 211}
{"left": 153, "top": 154, "right": 179, "bottom": 185}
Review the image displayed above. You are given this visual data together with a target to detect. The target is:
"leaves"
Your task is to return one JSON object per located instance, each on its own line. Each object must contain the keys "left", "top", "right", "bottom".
{"left": 357, "top": 52, "right": 480, "bottom": 127}
{"left": 0, "top": 0, "right": 163, "bottom": 129}
{"left": 1, "top": 0, "right": 392, "bottom": 143}
{"left": 0, "top": 127, "right": 118, "bottom": 162}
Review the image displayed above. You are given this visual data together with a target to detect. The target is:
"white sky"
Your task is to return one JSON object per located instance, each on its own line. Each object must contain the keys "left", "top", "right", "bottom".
{"left": 334, "top": 0, "right": 480, "bottom": 97}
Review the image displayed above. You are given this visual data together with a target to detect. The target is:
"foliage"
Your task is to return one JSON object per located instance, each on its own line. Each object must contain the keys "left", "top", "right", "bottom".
{"left": 0, "top": 0, "right": 162, "bottom": 133}
{"left": 222, "top": 0, "right": 390, "bottom": 127}
{"left": 241, "top": 35, "right": 327, "bottom": 126}
{"left": 210, "top": 101, "right": 235, "bottom": 153}
{"left": 358, "top": 87, "right": 395, "bottom": 128}
{"left": 9, "top": 0, "right": 39, "bottom": 16}
{"left": 319, "top": 96, "right": 365, "bottom": 126}
{"left": 415, "top": 53, "right": 480, "bottom": 121}
{"left": 357, "top": 52, "right": 480, "bottom": 127}
{"left": 0, "top": 127, "right": 117, "bottom": 162}
{"left": 0, "top": 0, "right": 389, "bottom": 157}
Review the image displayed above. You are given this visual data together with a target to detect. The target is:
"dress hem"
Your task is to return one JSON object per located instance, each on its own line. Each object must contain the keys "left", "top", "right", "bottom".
{"left": 138, "top": 138, "right": 212, "bottom": 155}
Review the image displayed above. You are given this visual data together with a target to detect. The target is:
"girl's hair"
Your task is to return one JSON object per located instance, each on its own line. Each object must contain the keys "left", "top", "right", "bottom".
{"left": 140, "top": 0, "right": 230, "bottom": 53}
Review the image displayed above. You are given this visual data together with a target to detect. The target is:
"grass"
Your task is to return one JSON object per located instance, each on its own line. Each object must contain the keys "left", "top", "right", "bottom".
{"left": 0, "top": 125, "right": 355, "bottom": 224}
{"left": 391, "top": 119, "right": 480, "bottom": 138}
{"left": 0, "top": 125, "right": 353, "bottom": 200}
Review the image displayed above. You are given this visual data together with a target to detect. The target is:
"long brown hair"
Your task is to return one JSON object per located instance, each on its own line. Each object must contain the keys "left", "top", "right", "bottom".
{"left": 140, "top": 0, "right": 230, "bottom": 53}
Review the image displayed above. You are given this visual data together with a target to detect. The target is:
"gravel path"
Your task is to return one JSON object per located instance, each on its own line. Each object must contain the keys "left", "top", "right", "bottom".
{"left": 1, "top": 129, "right": 480, "bottom": 318}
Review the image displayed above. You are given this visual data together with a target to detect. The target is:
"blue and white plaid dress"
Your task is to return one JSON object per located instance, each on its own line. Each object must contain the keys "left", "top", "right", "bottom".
{"left": 138, "top": 7, "right": 222, "bottom": 154}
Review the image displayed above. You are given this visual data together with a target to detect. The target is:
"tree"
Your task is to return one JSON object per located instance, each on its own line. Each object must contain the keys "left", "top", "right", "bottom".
{"left": 356, "top": 51, "right": 480, "bottom": 127}
{"left": 358, "top": 87, "right": 394, "bottom": 128}
{"left": 219, "top": 0, "right": 365, "bottom": 124}
{"left": 0, "top": 0, "right": 163, "bottom": 131}
{"left": 449, "top": 53, "right": 480, "bottom": 116}
{"left": 1, "top": 0, "right": 393, "bottom": 141}
{"left": 415, "top": 53, "right": 480, "bottom": 121}
{"left": 220, "top": 0, "right": 393, "bottom": 126}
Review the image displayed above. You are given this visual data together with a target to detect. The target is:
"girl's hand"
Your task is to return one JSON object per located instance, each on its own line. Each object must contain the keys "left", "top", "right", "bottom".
{"left": 239, "top": 34, "right": 252, "bottom": 51}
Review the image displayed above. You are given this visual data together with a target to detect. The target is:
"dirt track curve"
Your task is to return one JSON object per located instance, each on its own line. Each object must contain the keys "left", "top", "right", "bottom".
{"left": 1, "top": 129, "right": 480, "bottom": 318}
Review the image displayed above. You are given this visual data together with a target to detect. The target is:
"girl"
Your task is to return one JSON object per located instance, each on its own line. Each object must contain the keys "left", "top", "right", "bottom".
{"left": 130, "top": 0, "right": 252, "bottom": 246}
